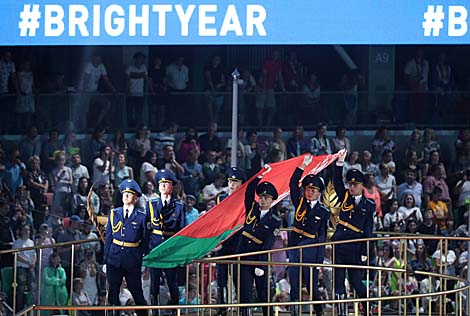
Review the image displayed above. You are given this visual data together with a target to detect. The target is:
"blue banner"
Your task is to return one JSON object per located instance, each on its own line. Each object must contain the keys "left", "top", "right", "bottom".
{"left": 4, "top": 0, "right": 470, "bottom": 45}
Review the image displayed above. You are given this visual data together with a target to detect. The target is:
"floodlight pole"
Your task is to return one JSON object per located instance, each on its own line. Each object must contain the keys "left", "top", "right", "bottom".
{"left": 231, "top": 68, "right": 240, "bottom": 168}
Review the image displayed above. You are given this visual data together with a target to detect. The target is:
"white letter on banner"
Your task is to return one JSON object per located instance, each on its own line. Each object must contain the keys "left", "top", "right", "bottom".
{"left": 220, "top": 4, "right": 243, "bottom": 36}
{"left": 152, "top": 5, "right": 172, "bottom": 36}
{"left": 246, "top": 4, "right": 266, "bottom": 36}
{"left": 129, "top": 5, "right": 149, "bottom": 36}
{"left": 105, "top": 5, "right": 125, "bottom": 37}
{"left": 199, "top": 5, "right": 217, "bottom": 36}
{"left": 69, "top": 5, "right": 89, "bottom": 36}
{"left": 44, "top": 5, "right": 64, "bottom": 37}
{"left": 448, "top": 6, "right": 468, "bottom": 36}
{"left": 93, "top": 5, "right": 100, "bottom": 36}
{"left": 175, "top": 5, "right": 195, "bottom": 36}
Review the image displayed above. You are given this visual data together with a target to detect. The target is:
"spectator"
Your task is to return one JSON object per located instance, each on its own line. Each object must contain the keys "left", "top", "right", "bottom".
{"left": 202, "top": 150, "right": 222, "bottom": 186}
{"left": 140, "top": 180, "right": 159, "bottom": 206}
{"left": 109, "top": 129, "right": 128, "bottom": 156}
{"left": 77, "top": 54, "right": 116, "bottom": 128}
{"left": 371, "top": 126, "right": 395, "bottom": 164}
{"left": 125, "top": 52, "right": 148, "bottom": 126}
{"left": 204, "top": 55, "right": 226, "bottom": 123}
{"left": 3, "top": 147, "right": 27, "bottom": 199}
{"left": 89, "top": 127, "right": 107, "bottom": 161}
{"left": 331, "top": 127, "right": 351, "bottom": 153}
{"left": 56, "top": 214, "right": 83, "bottom": 282}
{"left": 41, "top": 253, "right": 68, "bottom": 311}
{"left": 310, "top": 122, "right": 332, "bottom": 156}
{"left": 139, "top": 150, "right": 158, "bottom": 186}
{"left": 181, "top": 149, "right": 204, "bottom": 197}
{"left": 71, "top": 153, "right": 90, "bottom": 193}
{"left": 148, "top": 56, "right": 168, "bottom": 129}
{"left": 92, "top": 145, "right": 113, "bottom": 188}
{"left": 405, "top": 129, "right": 424, "bottom": 164}
{"left": 454, "top": 168, "right": 470, "bottom": 225}
{"left": 185, "top": 194, "right": 200, "bottom": 226}
{"left": 256, "top": 50, "right": 284, "bottom": 126}
{"left": 364, "top": 173, "right": 383, "bottom": 219}
{"left": 50, "top": 151, "right": 72, "bottom": 215}
{"left": 129, "top": 125, "right": 151, "bottom": 168}
{"left": 238, "top": 67, "right": 257, "bottom": 125}
{"left": 383, "top": 199, "right": 404, "bottom": 231}
{"left": 198, "top": 122, "right": 222, "bottom": 159}
{"left": 177, "top": 127, "right": 200, "bottom": 163}
{"left": 417, "top": 209, "right": 441, "bottom": 255}
{"left": 410, "top": 241, "right": 432, "bottom": 282}
{"left": 397, "top": 168, "right": 423, "bottom": 208}
{"left": 18, "top": 126, "right": 41, "bottom": 163}
{"left": 97, "top": 184, "right": 113, "bottom": 216}
{"left": 404, "top": 48, "right": 430, "bottom": 123}
{"left": 423, "top": 163, "right": 450, "bottom": 208}
{"left": 202, "top": 174, "right": 227, "bottom": 203}
{"left": 166, "top": 56, "right": 189, "bottom": 92}
{"left": 244, "top": 130, "right": 265, "bottom": 178}
{"left": 153, "top": 122, "right": 178, "bottom": 158}
{"left": 72, "top": 278, "right": 92, "bottom": 315}
{"left": 25, "top": 155, "right": 48, "bottom": 227}
{"left": 286, "top": 125, "right": 310, "bottom": 158}
{"left": 427, "top": 187, "right": 452, "bottom": 235}
{"left": 35, "top": 223, "right": 55, "bottom": 270}
{"left": 41, "top": 129, "right": 62, "bottom": 174}
{"left": 361, "top": 150, "right": 379, "bottom": 176}
{"left": 157, "top": 145, "right": 184, "bottom": 176}
{"left": 15, "top": 60, "right": 36, "bottom": 129}
{"left": 422, "top": 128, "right": 440, "bottom": 163}
{"left": 12, "top": 224, "right": 37, "bottom": 310}
{"left": 114, "top": 152, "right": 134, "bottom": 186}
{"left": 283, "top": 51, "right": 303, "bottom": 92}
{"left": 430, "top": 52, "right": 456, "bottom": 119}
{"left": 456, "top": 141, "right": 470, "bottom": 172}
{"left": 79, "top": 249, "right": 99, "bottom": 305}
{"left": 342, "top": 151, "right": 362, "bottom": 182}
{"left": 62, "top": 130, "right": 81, "bottom": 163}
{"left": 72, "top": 177, "right": 100, "bottom": 215}
{"left": 402, "top": 150, "right": 422, "bottom": 183}
{"left": 339, "top": 68, "right": 363, "bottom": 125}
{"left": 0, "top": 51, "right": 19, "bottom": 125}
{"left": 421, "top": 150, "right": 446, "bottom": 179}
{"left": 398, "top": 193, "right": 423, "bottom": 224}
{"left": 300, "top": 73, "right": 321, "bottom": 122}
{"left": 381, "top": 149, "right": 396, "bottom": 175}
{"left": 375, "top": 162, "right": 396, "bottom": 203}
{"left": 268, "top": 127, "right": 287, "bottom": 161}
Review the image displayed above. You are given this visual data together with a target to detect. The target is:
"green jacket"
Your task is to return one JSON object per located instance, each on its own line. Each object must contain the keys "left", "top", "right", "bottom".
{"left": 41, "top": 265, "right": 68, "bottom": 307}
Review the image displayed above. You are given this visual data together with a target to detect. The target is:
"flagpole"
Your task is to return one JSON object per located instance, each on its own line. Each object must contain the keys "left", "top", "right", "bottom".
{"left": 231, "top": 68, "right": 240, "bottom": 168}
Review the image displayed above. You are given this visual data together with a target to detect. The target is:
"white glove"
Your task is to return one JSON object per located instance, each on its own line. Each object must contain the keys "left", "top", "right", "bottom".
{"left": 255, "top": 268, "right": 265, "bottom": 276}
{"left": 361, "top": 256, "right": 368, "bottom": 262}
{"left": 259, "top": 164, "right": 272, "bottom": 178}
{"left": 102, "top": 264, "right": 107, "bottom": 273}
{"left": 302, "top": 154, "right": 313, "bottom": 168}
{"left": 336, "top": 149, "right": 348, "bottom": 166}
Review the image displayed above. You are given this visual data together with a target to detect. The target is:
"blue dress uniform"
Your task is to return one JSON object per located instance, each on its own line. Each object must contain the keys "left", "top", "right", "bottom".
{"left": 147, "top": 169, "right": 185, "bottom": 313}
{"left": 104, "top": 179, "right": 148, "bottom": 314}
{"left": 216, "top": 167, "right": 245, "bottom": 315}
{"left": 331, "top": 166, "right": 374, "bottom": 313}
{"left": 288, "top": 169, "right": 329, "bottom": 316}
{"left": 236, "top": 178, "right": 281, "bottom": 316}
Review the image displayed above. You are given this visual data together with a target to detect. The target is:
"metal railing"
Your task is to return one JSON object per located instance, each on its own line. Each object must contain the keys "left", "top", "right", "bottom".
{"left": 1, "top": 234, "right": 469, "bottom": 316}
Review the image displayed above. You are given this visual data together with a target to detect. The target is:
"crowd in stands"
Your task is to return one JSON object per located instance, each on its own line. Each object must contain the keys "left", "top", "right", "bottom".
{"left": 1, "top": 46, "right": 469, "bottom": 131}
{"left": 0, "top": 121, "right": 469, "bottom": 314}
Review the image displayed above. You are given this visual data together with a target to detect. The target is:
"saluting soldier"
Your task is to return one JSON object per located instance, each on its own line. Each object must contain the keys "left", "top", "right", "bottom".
{"left": 104, "top": 179, "right": 148, "bottom": 315}
{"left": 332, "top": 150, "right": 375, "bottom": 316}
{"left": 236, "top": 168, "right": 281, "bottom": 316}
{"left": 288, "top": 154, "right": 329, "bottom": 316}
{"left": 215, "top": 167, "right": 246, "bottom": 316}
{"left": 147, "top": 169, "right": 185, "bottom": 315}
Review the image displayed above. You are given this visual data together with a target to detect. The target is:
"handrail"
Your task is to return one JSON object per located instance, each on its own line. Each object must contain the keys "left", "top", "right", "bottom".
{"left": 0, "top": 237, "right": 101, "bottom": 255}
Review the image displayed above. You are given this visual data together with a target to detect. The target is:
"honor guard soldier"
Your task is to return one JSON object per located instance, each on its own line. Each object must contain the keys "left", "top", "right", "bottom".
{"left": 147, "top": 169, "right": 185, "bottom": 315}
{"left": 332, "top": 150, "right": 375, "bottom": 316}
{"left": 104, "top": 179, "right": 148, "bottom": 315}
{"left": 236, "top": 169, "right": 281, "bottom": 316}
{"left": 289, "top": 155, "right": 329, "bottom": 316}
{"left": 216, "top": 167, "right": 246, "bottom": 316}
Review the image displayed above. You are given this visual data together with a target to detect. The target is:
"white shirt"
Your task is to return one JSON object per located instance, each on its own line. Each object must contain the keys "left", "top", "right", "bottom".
{"left": 12, "top": 238, "right": 36, "bottom": 268}
{"left": 375, "top": 174, "right": 396, "bottom": 199}
{"left": 166, "top": 63, "right": 189, "bottom": 90}
{"left": 260, "top": 209, "right": 269, "bottom": 219}
{"left": 92, "top": 157, "right": 110, "bottom": 187}
{"left": 354, "top": 195, "right": 362, "bottom": 205}
{"left": 123, "top": 204, "right": 135, "bottom": 219}
{"left": 309, "top": 200, "right": 318, "bottom": 209}
{"left": 79, "top": 62, "right": 108, "bottom": 92}
{"left": 72, "top": 164, "right": 90, "bottom": 193}
{"left": 126, "top": 64, "right": 147, "bottom": 96}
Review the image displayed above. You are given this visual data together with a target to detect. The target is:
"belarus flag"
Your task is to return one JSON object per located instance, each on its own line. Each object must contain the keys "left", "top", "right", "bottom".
{"left": 143, "top": 153, "right": 339, "bottom": 268}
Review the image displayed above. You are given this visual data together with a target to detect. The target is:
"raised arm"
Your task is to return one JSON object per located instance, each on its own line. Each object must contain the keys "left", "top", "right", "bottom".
{"left": 333, "top": 150, "right": 347, "bottom": 199}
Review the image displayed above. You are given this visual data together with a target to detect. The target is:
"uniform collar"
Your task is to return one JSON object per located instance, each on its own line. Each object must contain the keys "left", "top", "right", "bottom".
{"left": 308, "top": 200, "right": 318, "bottom": 209}
{"left": 123, "top": 204, "right": 135, "bottom": 218}
{"left": 354, "top": 195, "right": 362, "bottom": 205}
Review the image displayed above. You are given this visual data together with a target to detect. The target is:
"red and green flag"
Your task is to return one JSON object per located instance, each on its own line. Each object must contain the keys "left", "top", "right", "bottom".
{"left": 143, "top": 153, "right": 339, "bottom": 268}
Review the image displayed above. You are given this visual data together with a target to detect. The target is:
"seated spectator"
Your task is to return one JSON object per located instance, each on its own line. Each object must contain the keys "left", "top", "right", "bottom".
{"left": 383, "top": 199, "right": 404, "bottom": 231}
{"left": 361, "top": 150, "right": 378, "bottom": 176}
{"left": 139, "top": 150, "right": 158, "bottom": 187}
{"left": 342, "top": 151, "right": 362, "bottom": 182}
{"left": 410, "top": 241, "right": 432, "bottom": 282}
{"left": 422, "top": 128, "right": 440, "bottom": 163}
{"left": 381, "top": 149, "right": 396, "bottom": 175}
{"left": 177, "top": 127, "right": 200, "bottom": 164}
{"left": 114, "top": 152, "right": 134, "bottom": 187}
{"left": 202, "top": 150, "right": 222, "bottom": 186}
{"left": 405, "top": 129, "right": 424, "bottom": 163}
{"left": 427, "top": 187, "right": 452, "bottom": 235}
{"left": 157, "top": 145, "right": 184, "bottom": 176}
{"left": 398, "top": 193, "right": 423, "bottom": 224}
{"left": 72, "top": 177, "right": 100, "bottom": 215}
{"left": 375, "top": 162, "right": 396, "bottom": 204}
{"left": 181, "top": 149, "right": 204, "bottom": 197}
{"left": 72, "top": 278, "right": 92, "bottom": 316}
{"left": 310, "top": 122, "right": 332, "bottom": 156}
{"left": 41, "top": 253, "right": 68, "bottom": 311}
{"left": 371, "top": 126, "right": 395, "bottom": 164}
{"left": 185, "top": 194, "right": 200, "bottom": 226}
{"left": 331, "top": 127, "right": 351, "bottom": 153}
{"left": 397, "top": 168, "right": 423, "bottom": 208}
{"left": 401, "top": 150, "right": 422, "bottom": 183}
{"left": 139, "top": 181, "right": 159, "bottom": 208}
{"left": 198, "top": 122, "right": 222, "bottom": 159}
{"left": 421, "top": 149, "right": 447, "bottom": 179}
{"left": 404, "top": 219, "right": 420, "bottom": 257}
{"left": 202, "top": 174, "right": 228, "bottom": 203}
